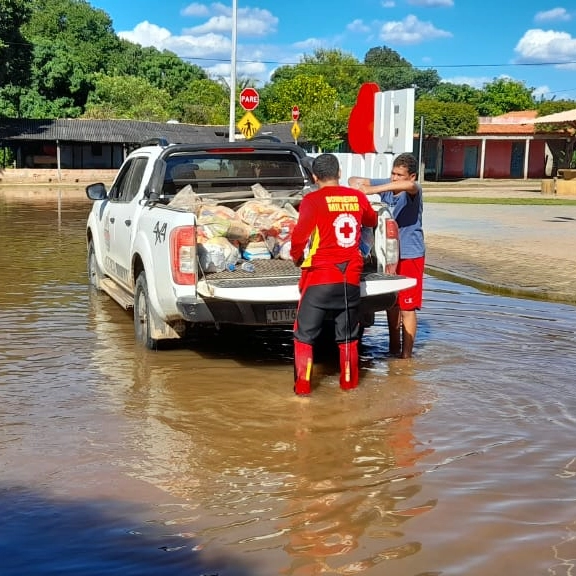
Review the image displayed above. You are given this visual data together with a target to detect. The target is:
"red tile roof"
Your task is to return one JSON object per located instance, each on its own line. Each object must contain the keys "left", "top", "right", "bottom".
{"left": 477, "top": 110, "right": 537, "bottom": 135}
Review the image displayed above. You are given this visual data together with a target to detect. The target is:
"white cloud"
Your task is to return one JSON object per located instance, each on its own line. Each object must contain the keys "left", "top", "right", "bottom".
{"left": 347, "top": 19, "right": 371, "bottom": 34}
{"left": 533, "top": 85, "right": 551, "bottom": 99}
{"left": 181, "top": 3, "right": 210, "bottom": 17}
{"left": 442, "top": 76, "right": 492, "bottom": 89}
{"left": 442, "top": 74, "right": 521, "bottom": 89}
{"left": 534, "top": 8, "right": 571, "bottom": 23}
{"left": 206, "top": 59, "right": 267, "bottom": 82}
{"left": 407, "top": 0, "right": 453, "bottom": 6}
{"left": 292, "top": 37, "right": 325, "bottom": 51}
{"left": 117, "top": 5, "right": 304, "bottom": 86}
{"left": 381, "top": 1, "right": 395, "bottom": 7}
{"left": 184, "top": 7, "right": 278, "bottom": 37}
{"left": 515, "top": 28, "right": 576, "bottom": 67}
{"left": 119, "top": 21, "right": 172, "bottom": 46}
{"left": 118, "top": 21, "right": 231, "bottom": 61}
{"left": 379, "top": 14, "right": 452, "bottom": 44}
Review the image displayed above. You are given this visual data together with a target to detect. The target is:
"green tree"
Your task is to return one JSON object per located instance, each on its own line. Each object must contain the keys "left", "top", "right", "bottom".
{"left": 22, "top": 0, "right": 120, "bottom": 71}
{"left": 0, "top": 85, "right": 24, "bottom": 117}
{"left": 260, "top": 75, "right": 338, "bottom": 123}
{"left": 14, "top": 0, "right": 122, "bottom": 117}
{"left": 364, "top": 46, "right": 441, "bottom": 97}
{"left": 0, "top": 146, "right": 15, "bottom": 168}
{"left": 415, "top": 100, "right": 478, "bottom": 137}
{"left": 536, "top": 99, "right": 576, "bottom": 117}
{"left": 0, "top": 0, "right": 33, "bottom": 113}
{"left": 17, "top": 88, "right": 81, "bottom": 118}
{"left": 110, "top": 41, "right": 207, "bottom": 96}
{"left": 171, "top": 79, "right": 229, "bottom": 124}
{"left": 136, "top": 48, "right": 207, "bottom": 96}
{"left": 298, "top": 49, "right": 370, "bottom": 107}
{"left": 24, "top": 40, "right": 90, "bottom": 116}
{"left": 422, "top": 82, "right": 483, "bottom": 107}
{"left": 301, "top": 102, "right": 349, "bottom": 151}
{"left": 83, "top": 74, "right": 172, "bottom": 121}
{"left": 476, "top": 78, "right": 536, "bottom": 116}
{"left": 269, "top": 65, "right": 299, "bottom": 84}
{"left": 269, "top": 49, "right": 369, "bottom": 108}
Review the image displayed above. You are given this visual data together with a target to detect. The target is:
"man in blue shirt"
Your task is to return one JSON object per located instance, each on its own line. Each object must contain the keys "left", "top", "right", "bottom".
{"left": 349, "top": 153, "right": 425, "bottom": 358}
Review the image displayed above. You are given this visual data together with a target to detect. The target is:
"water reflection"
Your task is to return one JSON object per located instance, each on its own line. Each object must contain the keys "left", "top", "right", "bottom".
{"left": 1, "top": 196, "right": 576, "bottom": 575}
{"left": 87, "top": 290, "right": 437, "bottom": 575}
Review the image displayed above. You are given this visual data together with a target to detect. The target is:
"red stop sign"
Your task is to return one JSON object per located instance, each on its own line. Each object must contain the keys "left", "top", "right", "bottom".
{"left": 240, "top": 87, "right": 260, "bottom": 111}
{"left": 291, "top": 106, "right": 300, "bottom": 121}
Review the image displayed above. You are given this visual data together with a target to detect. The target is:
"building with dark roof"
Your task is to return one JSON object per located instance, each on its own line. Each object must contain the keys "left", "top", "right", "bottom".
{"left": 0, "top": 118, "right": 302, "bottom": 169}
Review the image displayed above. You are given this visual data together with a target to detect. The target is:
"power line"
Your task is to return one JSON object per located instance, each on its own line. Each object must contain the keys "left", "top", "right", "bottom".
{"left": 2, "top": 37, "right": 575, "bottom": 70}
{"left": 178, "top": 55, "right": 576, "bottom": 70}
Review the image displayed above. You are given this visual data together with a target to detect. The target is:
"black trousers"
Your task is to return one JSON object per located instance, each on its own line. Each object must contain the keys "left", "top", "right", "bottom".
{"left": 294, "top": 282, "right": 361, "bottom": 345}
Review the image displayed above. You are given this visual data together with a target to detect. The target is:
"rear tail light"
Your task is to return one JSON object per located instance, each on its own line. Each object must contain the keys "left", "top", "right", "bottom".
{"left": 385, "top": 218, "right": 399, "bottom": 274}
{"left": 170, "top": 226, "right": 197, "bottom": 285}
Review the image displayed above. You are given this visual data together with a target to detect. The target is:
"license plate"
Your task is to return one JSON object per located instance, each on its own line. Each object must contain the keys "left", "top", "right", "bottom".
{"left": 266, "top": 307, "right": 297, "bottom": 324}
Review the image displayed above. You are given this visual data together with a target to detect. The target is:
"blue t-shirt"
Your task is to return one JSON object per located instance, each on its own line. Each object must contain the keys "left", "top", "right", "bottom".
{"left": 370, "top": 178, "right": 425, "bottom": 259}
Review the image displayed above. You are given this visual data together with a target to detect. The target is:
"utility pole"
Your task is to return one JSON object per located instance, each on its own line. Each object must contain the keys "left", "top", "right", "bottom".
{"left": 228, "top": 0, "right": 238, "bottom": 142}
{"left": 418, "top": 115, "right": 424, "bottom": 184}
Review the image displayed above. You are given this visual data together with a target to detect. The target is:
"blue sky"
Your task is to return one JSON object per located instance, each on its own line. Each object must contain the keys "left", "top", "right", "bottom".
{"left": 90, "top": 0, "right": 576, "bottom": 101}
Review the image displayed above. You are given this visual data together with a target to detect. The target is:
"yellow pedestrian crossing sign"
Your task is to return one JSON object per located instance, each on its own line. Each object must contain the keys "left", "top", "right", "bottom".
{"left": 237, "top": 111, "right": 261, "bottom": 139}
{"left": 291, "top": 121, "right": 301, "bottom": 142}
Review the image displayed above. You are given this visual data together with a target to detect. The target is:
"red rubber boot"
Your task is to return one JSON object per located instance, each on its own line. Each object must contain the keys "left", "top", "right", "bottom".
{"left": 339, "top": 340, "right": 359, "bottom": 390}
{"left": 294, "top": 340, "right": 313, "bottom": 395}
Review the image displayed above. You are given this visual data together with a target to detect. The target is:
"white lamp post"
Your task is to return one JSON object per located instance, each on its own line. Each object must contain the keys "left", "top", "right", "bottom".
{"left": 228, "top": 0, "right": 238, "bottom": 142}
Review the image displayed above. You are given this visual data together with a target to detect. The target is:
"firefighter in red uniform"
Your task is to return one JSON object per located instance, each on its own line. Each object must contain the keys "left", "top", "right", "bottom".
{"left": 290, "top": 153, "right": 378, "bottom": 395}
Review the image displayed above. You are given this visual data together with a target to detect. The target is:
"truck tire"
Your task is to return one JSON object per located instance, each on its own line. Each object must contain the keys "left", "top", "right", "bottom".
{"left": 134, "top": 272, "right": 158, "bottom": 350}
{"left": 87, "top": 240, "right": 103, "bottom": 290}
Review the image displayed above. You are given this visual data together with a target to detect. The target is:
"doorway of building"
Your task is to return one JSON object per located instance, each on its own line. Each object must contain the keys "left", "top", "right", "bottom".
{"left": 510, "top": 142, "right": 525, "bottom": 178}
{"left": 463, "top": 145, "right": 478, "bottom": 178}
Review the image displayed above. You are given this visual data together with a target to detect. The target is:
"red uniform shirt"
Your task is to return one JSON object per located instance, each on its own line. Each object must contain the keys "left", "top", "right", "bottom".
{"left": 290, "top": 185, "right": 377, "bottom": 287}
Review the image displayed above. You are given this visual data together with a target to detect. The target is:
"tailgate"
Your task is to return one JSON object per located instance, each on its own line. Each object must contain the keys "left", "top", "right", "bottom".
{"left": 197, "top": 260, "right": 301, "bottom": 302}
{"left": 196, "top": 260, "right": 416, "bottom": 303}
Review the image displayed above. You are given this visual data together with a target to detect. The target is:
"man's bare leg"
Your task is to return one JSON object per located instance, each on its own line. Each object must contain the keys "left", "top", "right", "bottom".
{"left": 386, "top": 306, "right": 402, "bottom": 356}
{"left": 400, "top": 310, "right": 417, "bottom": 358}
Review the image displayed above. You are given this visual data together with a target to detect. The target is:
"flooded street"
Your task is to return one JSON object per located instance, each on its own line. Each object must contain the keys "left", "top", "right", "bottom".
{"left": 1, "top": 194, "right": 576, "bottom": 575}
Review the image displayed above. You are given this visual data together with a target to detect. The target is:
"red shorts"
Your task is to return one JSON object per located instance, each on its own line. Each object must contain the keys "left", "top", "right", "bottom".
{"left": 397, "top": 256, "right": 425, "bottom": 311}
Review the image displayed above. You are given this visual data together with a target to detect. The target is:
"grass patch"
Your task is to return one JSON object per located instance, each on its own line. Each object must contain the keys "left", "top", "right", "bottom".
{"left": 425, "top": 196, "right": 576, "bottom": 206}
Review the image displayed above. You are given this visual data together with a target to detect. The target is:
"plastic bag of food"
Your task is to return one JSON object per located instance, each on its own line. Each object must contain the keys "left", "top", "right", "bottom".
{"left": 265, "top": 236, "right": 292, "bottom": 260}
{"left": 197, "top": 236, "right": 239, "bottom": 273}
{"left": 251, "top": 182, "right": 272, "bottom": 200}
{"left": 167, "top": 185, "right": 201, "bottom": 211}
{"left": 236, "top": 200, "right": 279, "bottom": 228}
{"left": 242, "top": 240, "right": 271, "bottom": 261}
{"left": 197, "top": 205, "right": 233, "bottom": 238}
{"left": 226, "top": 217, "right": 253, "bottom": 243}
{"left": 266, "top": 210, "right": 297, "bottom": 240}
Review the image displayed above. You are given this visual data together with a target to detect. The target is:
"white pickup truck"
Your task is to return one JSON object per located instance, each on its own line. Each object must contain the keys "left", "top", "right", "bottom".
{"left": 85, "top": 138, "right": 416, "bottom": 349}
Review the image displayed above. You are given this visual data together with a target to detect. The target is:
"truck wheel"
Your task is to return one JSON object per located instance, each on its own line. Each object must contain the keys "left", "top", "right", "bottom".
{"left": 87, "top": 240, "right": 103, "bottom": 290}
{"left": 134, "top": 273, "right": 158, "bottom": 350}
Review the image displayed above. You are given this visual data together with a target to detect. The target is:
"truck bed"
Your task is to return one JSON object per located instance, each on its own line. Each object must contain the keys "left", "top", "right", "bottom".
{"left": 198, "top": 259, "right": 408, "bottom": 302}
{"left": 202, "top": 258, "right": 300, "bottom": 284}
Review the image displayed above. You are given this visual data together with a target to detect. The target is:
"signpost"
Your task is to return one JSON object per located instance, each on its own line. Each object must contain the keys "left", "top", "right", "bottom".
{"left": 237, "top": 111, "right": 261, "bottom": 140}
{"left": 291, "top": 122, "right": 301, "bottom": 144}
{"left": 291, "top": 105, "right": 300, "bottom": 144}
{"left": 238, "top": 87, "right": 261, "bottom": 139}
{"left": 240, "top": 87, "right": 260, "bottom": 111}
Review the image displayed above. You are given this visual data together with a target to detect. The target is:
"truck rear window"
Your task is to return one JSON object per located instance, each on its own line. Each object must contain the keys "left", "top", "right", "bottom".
{"left": 162, "top": 152, "right": 305, "bottom": 197}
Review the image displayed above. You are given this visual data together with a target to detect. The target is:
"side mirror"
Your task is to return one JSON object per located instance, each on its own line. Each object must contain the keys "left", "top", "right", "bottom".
{"left": 86, "top": 182, "right": 108, "bottom": 201}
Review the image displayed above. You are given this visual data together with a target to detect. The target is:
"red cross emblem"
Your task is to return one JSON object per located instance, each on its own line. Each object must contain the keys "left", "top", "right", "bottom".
{"left": 339, "top": 220, "right": 354, "bottom": 238}
{"left": 333, "top": 213, "right": 357, "bottom": 248}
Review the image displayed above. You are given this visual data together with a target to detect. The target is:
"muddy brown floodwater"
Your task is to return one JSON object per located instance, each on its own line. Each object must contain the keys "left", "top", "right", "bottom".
{"left": 1, "top": 193, "right": 576, "bottom": 576}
